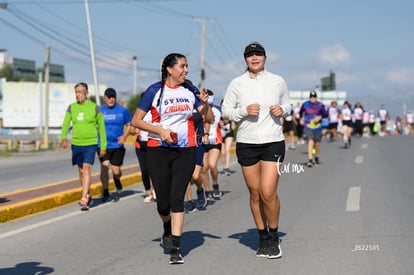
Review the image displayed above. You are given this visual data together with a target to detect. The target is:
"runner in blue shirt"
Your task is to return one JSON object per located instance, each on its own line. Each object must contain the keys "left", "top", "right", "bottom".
{"left": 98, "top": 88, "right": 131, "bottom": 202}
{"left": 299, "top": 90, "right": 327, "bottom": 167}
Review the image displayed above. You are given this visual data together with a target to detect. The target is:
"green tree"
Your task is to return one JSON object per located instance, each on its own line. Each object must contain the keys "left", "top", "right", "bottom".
{"left": 0, "top": 64, "right": 18, "bottom": 81}
{"left": 88, "top": 95, "right": 97, "bottom": 103}
{"left": 127, "top": 93, "right": 142, "bottom": 116}
{"left": 0, "top": 64, "right": 40, "bottom": 82}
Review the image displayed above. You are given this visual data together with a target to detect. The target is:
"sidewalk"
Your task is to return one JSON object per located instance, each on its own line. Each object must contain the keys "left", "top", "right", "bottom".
{"left": 0, "top": 164, "right": 142, "bottom": 223}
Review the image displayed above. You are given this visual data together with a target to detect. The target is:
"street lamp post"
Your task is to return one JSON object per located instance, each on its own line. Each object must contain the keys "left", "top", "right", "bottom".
{"left": 84, "top": 0, "right": 100, "bottom": 104}
{"left": 42, "top": 45, "right": 51, "bottom": 149}
{"left": 133, "top": 55, "right": 137, "bottom": 96}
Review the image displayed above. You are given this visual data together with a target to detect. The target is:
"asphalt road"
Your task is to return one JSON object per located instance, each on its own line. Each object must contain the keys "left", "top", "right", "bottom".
{"left": 0, "top": 135, "right": 413, "bottom": 274}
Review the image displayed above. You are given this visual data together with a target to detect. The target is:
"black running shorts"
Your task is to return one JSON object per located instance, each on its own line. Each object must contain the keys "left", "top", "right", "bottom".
{"left": 236, "top": 141, "right": 285, "bottom": 167}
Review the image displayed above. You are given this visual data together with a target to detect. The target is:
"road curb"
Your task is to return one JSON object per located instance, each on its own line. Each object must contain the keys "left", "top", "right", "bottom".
{"left": 0, "top": 172, "right": 142, "bottom": 223}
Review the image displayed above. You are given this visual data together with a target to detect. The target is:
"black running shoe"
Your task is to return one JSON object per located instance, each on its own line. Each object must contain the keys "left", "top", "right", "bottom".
{"left": 256, "top": 234, "right": 269, "bottom": 258}
{"left": 115, "top": 181, "right": 123, "bottom": 193}
{"left": 169, "top": 247, "right": 184, "bottom": 264}
{"left": 267, "top": 233, "right": 282, "bottom": 259}
{"left": 161, "top": 234, "right": 172, "bottom": 251}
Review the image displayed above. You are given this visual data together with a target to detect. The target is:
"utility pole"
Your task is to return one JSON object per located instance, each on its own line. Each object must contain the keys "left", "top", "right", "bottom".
{"left": 42, "top": 45, "right": 51, "bottom": 149}
{"left": 84, "top": 0, "right": 100, "bottom": 104}
{"left": 193, "top": 17, "right": 213, "bottom": 89}
{"left": 133, "top": 55, "right": 137, "bottom": 96}
{"left": 38, "top": 71, "right": 43, "bottom": 135}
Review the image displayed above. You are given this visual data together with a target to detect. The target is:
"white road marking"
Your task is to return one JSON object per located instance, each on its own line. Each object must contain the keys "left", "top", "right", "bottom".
{"left": 0, "top": 193, "right": 140, "bottom": 240}
{"left": 361, "top": 143, "right": 368, "bottom": 149}
{"left": 355, "top": 155, "right": 364, "bottom": 164}
{"left": 0, "top": 211, "right": 82, "bottom": 239}
{"left": 346, "top": 186, "right": 361, "bottom": 212}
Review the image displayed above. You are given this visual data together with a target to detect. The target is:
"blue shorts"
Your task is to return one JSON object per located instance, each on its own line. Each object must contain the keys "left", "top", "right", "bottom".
{"left": 71, "top": 144, "right": 97, "bottom": 167}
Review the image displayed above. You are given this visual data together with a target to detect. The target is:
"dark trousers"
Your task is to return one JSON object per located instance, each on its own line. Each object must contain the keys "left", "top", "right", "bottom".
{"left": 147, "top": 147, "right": 196, "bottom": 215}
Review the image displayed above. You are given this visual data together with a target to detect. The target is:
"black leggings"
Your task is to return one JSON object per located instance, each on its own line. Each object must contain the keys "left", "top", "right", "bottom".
{"left": 354, "top": 120, "right": 363, "bottom": 136}
{"left": 135, "top": 142, "right": 151, "bottom": 191}
{"left": 147, "top": 147, "right": 196, "bottom": 215}
{"left": 295, "top": 123, "right": 303, "bottom": 139}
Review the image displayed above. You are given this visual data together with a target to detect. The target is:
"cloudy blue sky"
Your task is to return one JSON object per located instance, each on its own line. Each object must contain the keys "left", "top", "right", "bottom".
{"left": 1, "top": 0, "right": 413, "bottom": 116}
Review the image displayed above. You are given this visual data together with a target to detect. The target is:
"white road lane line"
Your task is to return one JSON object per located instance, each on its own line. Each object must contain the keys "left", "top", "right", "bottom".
{"left": 346, "top": 186, "right": 361, "bottom": 212}
{"left": 0, "top": 211, "right": 82, "bottom": 239}
{"left": 355, "top": 155, "right": 364, "bottom": 164}
{"left": 0, "top": 193, "right": 140, "bottom": 240}
{"left": 361, "top": 143, "right": 368, "bottom": 149}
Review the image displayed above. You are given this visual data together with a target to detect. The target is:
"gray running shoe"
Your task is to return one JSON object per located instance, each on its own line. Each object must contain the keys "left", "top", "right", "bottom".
{"left": 226, "top": 168, "right": 236, "bottom": 174}
{"left": 212, "top": 184, "right": 222, "bottom": 199}
{"left": 205, "top": 191, "right": 214, "bottom": 201}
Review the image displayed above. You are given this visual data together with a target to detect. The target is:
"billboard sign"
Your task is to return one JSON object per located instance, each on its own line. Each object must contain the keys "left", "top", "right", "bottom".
{"left": 2, "top": 81, "right": 106, "bottom": 128}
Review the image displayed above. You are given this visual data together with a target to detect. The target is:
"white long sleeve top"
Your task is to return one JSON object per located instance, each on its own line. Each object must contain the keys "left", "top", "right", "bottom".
{"left": 222, "top": 69, "right": 291, "bottom": 144}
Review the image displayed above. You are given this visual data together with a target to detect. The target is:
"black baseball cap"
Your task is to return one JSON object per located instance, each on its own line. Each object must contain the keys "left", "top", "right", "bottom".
{"left": 244, "top": 42, "right": 266, "bottom": 58}
{"left": 310, "top": 90, "right": 318, "bottom": 98}
{"left": 104, "top": 88, "right": 117, "bottom": 98}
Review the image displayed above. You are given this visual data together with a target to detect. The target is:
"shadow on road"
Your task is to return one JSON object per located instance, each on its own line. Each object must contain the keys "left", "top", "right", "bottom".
{"left": 153, "top": 231, "right": 222, "bottom": 256}
{"left": 181, "top": 230, "right": 222, "bottom": 256}
{"left": 0, "top": 261, "right": 54, "bottom": 275}
{"left": 0, "top": 197, "right": 10, "bottom": 204}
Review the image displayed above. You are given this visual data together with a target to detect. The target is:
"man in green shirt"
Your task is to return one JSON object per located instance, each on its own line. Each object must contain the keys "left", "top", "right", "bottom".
{"left": 61, "top": 82, "right": 107, "bottom": 211}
